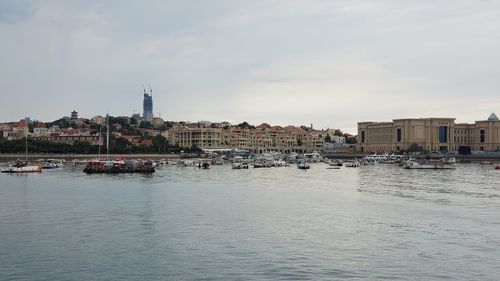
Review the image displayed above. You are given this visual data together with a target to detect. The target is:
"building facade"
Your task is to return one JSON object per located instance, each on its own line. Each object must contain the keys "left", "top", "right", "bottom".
{"left": 32, "top": 133, "right": 102, "bottom": 146}
{"left": 358, "top": 114, "right": 500, "bottom": 153}
{"left": 167, "top": 125, "right": 326, "bottom": 153}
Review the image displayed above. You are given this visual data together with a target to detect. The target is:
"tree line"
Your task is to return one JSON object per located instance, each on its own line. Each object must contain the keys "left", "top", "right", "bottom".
{"left": 0, "top": 136, "right": 201, "bottom": 154}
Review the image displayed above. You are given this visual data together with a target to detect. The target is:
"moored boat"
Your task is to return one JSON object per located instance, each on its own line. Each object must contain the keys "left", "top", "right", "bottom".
{"left": 344, "top": 160, "right": 360, "bottom": 167}
{"left": 232, "top": 162, "right": 249, "bottom": 169}
{"left": 403, "top": 160, "right": 456, "bottom": 169}
{"left": 297, "top": 161, "right": 310, "bottom": 169}
{"left": 327, "top": 166, "right": 341, "bottom": 169}
{"left": 2, "top": 161, "right": 42, "bottom": 173}
{"left": 329, "top": 159, "right": 343, "bottom": 167}
{"left": 197, "top": 161, "right": 210, "bottom": 169}
{"left": 39, "top": 159, "right": 63, "bottom": 169}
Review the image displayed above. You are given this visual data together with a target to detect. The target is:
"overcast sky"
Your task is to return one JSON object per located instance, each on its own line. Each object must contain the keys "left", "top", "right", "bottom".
{"left": 1, "top": 0, "right": 499, "bottom": 133}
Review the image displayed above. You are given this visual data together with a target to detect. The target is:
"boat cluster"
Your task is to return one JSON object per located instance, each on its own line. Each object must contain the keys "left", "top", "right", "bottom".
{"left": 360, "top": 153, "right": 458, "bottom": 169}
{"left": 3, "top": 151, "right": 500, "bottom": 174}
{"left": 83, "top": 158, "right": 155, "bottom": 174}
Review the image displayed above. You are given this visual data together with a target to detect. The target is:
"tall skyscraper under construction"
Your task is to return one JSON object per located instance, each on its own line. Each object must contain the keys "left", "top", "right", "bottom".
{"left": 143, "top": 85, "right": 153, "bottom": 122}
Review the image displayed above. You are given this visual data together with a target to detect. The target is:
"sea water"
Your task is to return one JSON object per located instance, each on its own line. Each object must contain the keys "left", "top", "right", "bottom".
{"left": 1, "top": 163, "right": 499, "bottom": 280}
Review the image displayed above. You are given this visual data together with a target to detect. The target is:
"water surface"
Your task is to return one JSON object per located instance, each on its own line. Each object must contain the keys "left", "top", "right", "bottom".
{"left": 1, "top": 163, "right": 499, "bottom": 280}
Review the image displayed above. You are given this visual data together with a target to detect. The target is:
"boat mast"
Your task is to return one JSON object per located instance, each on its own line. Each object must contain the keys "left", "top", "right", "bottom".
{"left": 98, "top": 125, "right": 102, "bottom": 158}
{"left": 106, "top": 115, "right": 110, "bottom": 158}
{"left": 25, "top": 133, "right": 28, "bottom": 161}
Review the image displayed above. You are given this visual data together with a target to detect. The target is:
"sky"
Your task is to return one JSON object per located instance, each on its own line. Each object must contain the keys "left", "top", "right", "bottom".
{"left": 1, "top": 0, "right": 500, "bottom": 133}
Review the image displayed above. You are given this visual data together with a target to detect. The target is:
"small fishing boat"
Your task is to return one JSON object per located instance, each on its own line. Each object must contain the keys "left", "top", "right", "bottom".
{"left": 232, "top": 162, "right": 249, "bottom": 169}
{"left": 197, "top": 161, "right": 210, "bottom": 169}
{"left": 329, "top": 159, "right": 343, "bottom": 167}
{"left": 403, "top": 160, "right": 456, "bottom": 170}
{"left": 297, "top": 161, "right": 310, "bottom": 170}
{"left": 2, "top": 161, "right": 42, "bottom": 173}
{"left": 344, "top": 160, "right": 360, "bottom": 167}
{"left": 327, "top": 166, "right": 341, "bottom": 169}
{"left": 39, "top": 159, "right": 63, "bottom": 169}
{"left": 2, "top": 135, "right": 42, "bottom": 173}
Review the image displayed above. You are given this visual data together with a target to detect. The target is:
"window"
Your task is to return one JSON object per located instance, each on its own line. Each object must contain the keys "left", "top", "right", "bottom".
{"left": 361, "top": 130, "right": 365, "bottom": 143}
{"left": 439, "top": 126, "right": 447, "bottom": 143}
{"left": 480, "top": 129, "right": 485, "bottom": 143}
{"left": 397, "top": 128, "right": 401, "bottom": 142}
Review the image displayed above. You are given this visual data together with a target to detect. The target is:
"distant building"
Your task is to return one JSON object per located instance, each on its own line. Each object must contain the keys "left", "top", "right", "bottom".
{"left": 197, "top": 121, "right": 212, "bottom": 128}
{"left": 167, "top": 124, "right": 326, "bottom": 153}
{"left": 121, "top": 135, "right": 142, "bottom": 146}
{"left": 358, "top": 113, "right": 500, "bottom": 153}
{"left": 33, "top": 122, "right": 48, "bottom": 136}
{"left": 32, "top": 133, "right": 102, "bottom": 146}
{"left": 71, "top": 110, "right": 78, "bottom": 121}
{"left": 143, "top": 86, "right": 153, "bottom": 122}
{"left": 16, "top": 119, "right": 29, "bottom": 137}
{"left": 325, "top": 129, "right": 346, "bottom": 143}
{"left": 91, "top": 115, "right": 106, "bottom": 125}
{"left": 151, "top": 117, "right": 164, "bottom": 128}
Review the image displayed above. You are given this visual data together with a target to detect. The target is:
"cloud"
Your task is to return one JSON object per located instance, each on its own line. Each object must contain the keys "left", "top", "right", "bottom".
{"left": 0, "top": 0, "right": 35, "bottom": 24}
{"left": 0, "top": 0, "right": 500, "bottom": 132}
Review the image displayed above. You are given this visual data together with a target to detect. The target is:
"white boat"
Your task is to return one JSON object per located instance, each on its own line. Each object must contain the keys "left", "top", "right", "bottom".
{"left": 273, "top": 160, "right": 289, "bottom": 167}
{"left": 232, "top": 162, "right": 249, "bottom": 169}
{"left": 329, "top": 159, "right": 343, "bottom": 166}
{"left": 403, "top": 160, "right": 456, "bottom": 169}
{"left": 327, "top": 166, "right": 341, "bottom": 169}
{"left": 212, "top": 158, "right": 224, "bottom": 165}
{"left": 303, "top": 152, "right": 321, "bottom": 163}
{"left": 440, "top": 157, "right": 457, "bottom": 164}
{"left": 196, "top": 161, "right": 210, "bottom": 169}
{"left": 2, "top": 134, "right": 42, "bottom": 173}
{"left": 344, "top": 160, "right": 360, "bottom": 167}
{"left": 2, "top": 163, "right": 42, "bottom": 173}
{"left": 297, "top": 161, "right": 310, "bottom": 169}
{"left": 39, "top": 159, "right": 63, "bottom": 169}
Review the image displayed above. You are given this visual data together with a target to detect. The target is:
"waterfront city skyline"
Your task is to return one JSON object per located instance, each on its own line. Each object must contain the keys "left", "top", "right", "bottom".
{"left": 1, "top": 1, "right": 500, "bottom": 133}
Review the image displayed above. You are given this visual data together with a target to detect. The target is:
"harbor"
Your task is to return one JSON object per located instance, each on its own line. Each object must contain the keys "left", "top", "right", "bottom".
{"left": 2, "top": 150, "right": 500, "bottom": 174}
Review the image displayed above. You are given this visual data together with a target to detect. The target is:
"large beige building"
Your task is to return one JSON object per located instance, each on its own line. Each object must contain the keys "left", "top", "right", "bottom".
{"left": 167, "top": 124, "right": 326, "bottom": 153}
{"left": 358, "top": 113, "right": 500, "bottom": 153}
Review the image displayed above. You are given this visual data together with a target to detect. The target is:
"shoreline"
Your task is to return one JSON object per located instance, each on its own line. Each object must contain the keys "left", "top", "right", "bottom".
{"left": 0, "top": 153, "right": 181, "bottom": 160}
{"left": 0, "top": 152, "right": 499, "bottom": 162}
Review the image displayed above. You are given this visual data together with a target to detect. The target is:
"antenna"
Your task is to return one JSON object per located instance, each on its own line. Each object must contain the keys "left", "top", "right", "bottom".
{"left": 148, "top": 83, "right": 152, "bottom": 96}
{"left": 143, "top": 84, "right": 146, "bottom": 95}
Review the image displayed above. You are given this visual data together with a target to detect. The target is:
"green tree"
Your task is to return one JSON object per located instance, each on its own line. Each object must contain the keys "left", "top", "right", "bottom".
{"left": 236, "top": 121, "right": 255, "bottom": 129}
{"left": 189, "top": 144, "right": 202, "bottom": 153}
{"left": 325, "top": 134, "right": 332, "bottom": 143}
{"left": 152, "top": 135, "right": 168, "bottom": 152}
{"left": 139, "top": 121, "right": 153, "bottom": 129}
{"left": 111, "top": 137, "right": 131, "bottom": 153}
{"left": 345, "top": 136, "right": 357, "bottom": 144}
{"left": 407, "top": 143, "right": 422, "bottom": 152}
{"left": 334, "top": 129, "right": 343, "bottom": 136}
